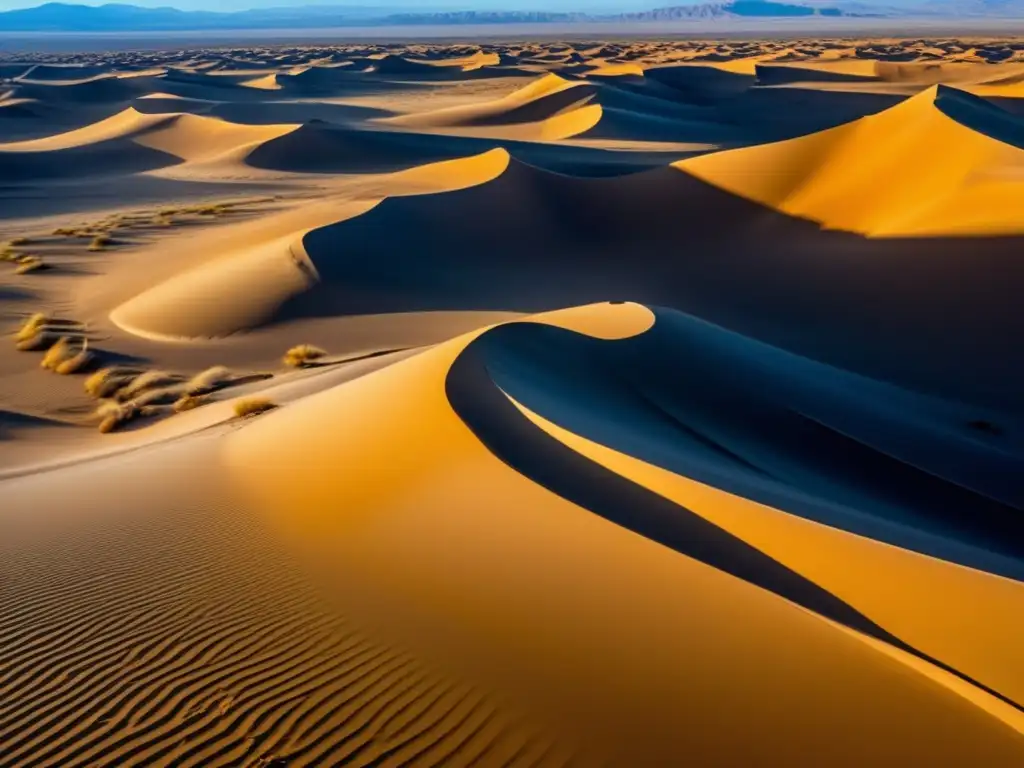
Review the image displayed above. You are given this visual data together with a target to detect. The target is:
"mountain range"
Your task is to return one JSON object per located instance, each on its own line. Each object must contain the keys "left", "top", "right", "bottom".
{"left": 0, "top": 0, "right": 1022, "bottom": 32}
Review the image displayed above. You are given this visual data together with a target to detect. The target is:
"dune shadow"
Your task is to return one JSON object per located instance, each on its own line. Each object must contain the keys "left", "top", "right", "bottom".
{"left": 295, "top": 160, "right": 1024, "bottom": 411}
{"left": 445, "top": 330, "right": 1024, "bottom": 711}
{"left": 465, "top": 317, "right": 1024, "bottom": 578}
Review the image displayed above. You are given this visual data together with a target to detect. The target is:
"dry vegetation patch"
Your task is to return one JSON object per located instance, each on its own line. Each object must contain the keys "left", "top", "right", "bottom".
{"left": 88, "top": 234, "right": 114, "bottom": 251}
{"left": 234, "top": 398, "right": 277, "bottom": 418}
{"left": 283, "top": 344, "right": 327, "bottom": 368}
{"left": 82, "top": 363, "right": 270, "bottom": 433}
{"left": 186, "top": 365, "right": 236, "bottom": 395}
{"left": 15, "top": 313, "right": 50, "bottom": 343}
{"left": 14, "top": 256, "right": 47, "bottom": 275}
{"left": 84, "top": 366, "right": 138, "bottom": 398}
{"left": 174, "top": 393, "right": 210, "bottom": 412}
{"left": 40, "top": 338, "right": 94, "bottom": 374}
{"left": 116, "top": 370, "right": 183, "bottom": 401}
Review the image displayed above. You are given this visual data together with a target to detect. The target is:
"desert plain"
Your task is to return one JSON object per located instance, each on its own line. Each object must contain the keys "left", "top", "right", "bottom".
{"left": 2, "top": 34, "right": 1024, "bottom": 767}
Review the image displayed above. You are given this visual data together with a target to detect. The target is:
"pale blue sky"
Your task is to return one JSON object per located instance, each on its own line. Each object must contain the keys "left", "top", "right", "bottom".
{"left": 0, "top": 0, "right": 664, "bottom": 10}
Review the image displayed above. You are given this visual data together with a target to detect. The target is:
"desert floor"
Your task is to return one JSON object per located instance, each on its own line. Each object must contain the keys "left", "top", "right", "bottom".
{"left": 2, "top": 37, "right": 1024, "bottom": 767}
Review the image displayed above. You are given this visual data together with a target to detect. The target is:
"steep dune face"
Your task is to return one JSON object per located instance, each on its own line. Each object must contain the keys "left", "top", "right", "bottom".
{"left": 297, "top": 152, "right": 1024, "bottom": 408}
{"left": 682, "top": 85, "right": 1024, "bottom": 236}
{"left": 224, "top": 304, "right": 1024, "bottom": 765}
{"left": 245, "top": 120, "right": 488, "bottom": 174}
{"left": 108, "top": 150, "right": 512, "bottom": 339}
{"left": 471, "top": 310, "right": 1024, "bottom": 571}
{"left": 110, "top": 234, "right": 320, "bottom": 341}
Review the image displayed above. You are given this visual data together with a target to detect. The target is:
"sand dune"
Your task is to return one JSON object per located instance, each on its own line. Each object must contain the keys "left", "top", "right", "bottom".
{"left": 3, "top": 37, "right": 1024, "bottom": 768}
{"left": 222, "top": 303, "right": 1024, "bottom": 764}
{"left": 0, "top": 106, "right": 297, "bottom": 179}
{"left": 382, "top": 74, "right": 603, "bottom": 141}
{"left": 683, "top": 85, "right": 1024, "bottom": 236}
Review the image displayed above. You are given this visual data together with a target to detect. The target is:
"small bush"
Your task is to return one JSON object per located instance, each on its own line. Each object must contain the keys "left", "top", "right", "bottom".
{"left": 53, "top": 341, "right": 93, "bottom": 375}
{"left": 8, "top": 237, "right": 30, "bottom": 246}
{"left": 283, "top": 344, "right": 327, "bottom": 368}
{"left": 117, "top": 370, "right": 181, "bottom": 401}
{"left": 84, "top": 366, "right": 136, "bottom": 398}
{"left": 195, "top": 204, "right": 229, "bottom": 216}
{"left": 96, "top": 401, "right": 137, "bottom": 434}
{"left": 41, "top": 337, "right": 77, "bottom": 370}
{"left": 233, "top": 398, "right": 276, "bottom": 418}
{"left": 186, "top": 365, "right": 234, "bottom": 395}
{"left": 14, "top": 256, "right": 46, "bottom": 274}
{"left": 174, "top": 393, "right": 210, "bottom": 412}
{"left": 16, "top": 331, "right": 58, "bottom": 352}
{"left": 14, "top": 312, "right": 49, "bottom": 342}
{"left": 88, "top": 235, "right": 112, "bottom": 252}
{"left": 132, "top": 385, "right": 184, "bottom": 407}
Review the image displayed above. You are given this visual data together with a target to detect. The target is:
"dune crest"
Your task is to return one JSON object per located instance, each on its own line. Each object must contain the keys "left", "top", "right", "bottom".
{"left": 382, "top": 73, "right": 603, "bottom": 140}
{"left": 681, "top": 84, "right": 1024, "bottom": 236}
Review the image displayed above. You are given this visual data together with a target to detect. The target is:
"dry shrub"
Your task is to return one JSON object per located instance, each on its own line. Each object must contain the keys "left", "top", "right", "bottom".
{"left": 53, "top": 341, "right": 94, "bottom": 375}
{"left": 132, "top": 385, "right": 185, "bottom": 407}
{"left": 174, "top": 393, "right": 210, "bottom": 412}
{"left": 95, "top": 401, "right": 167, "bottom": 434}
{"left": 117, "top": 370, "right": 182, "bottom": 401}
{"left": 40, "top": 337, "right": 78, "bottom": 370}
{"left": 96, "top": 401, "right": 137, "bottom": 434}
{"left": 84, "top": 367, "right": 136, "bottom": 399}
{"left": 196, "top": 204, "right": 228, "bottom": 216}
{"left": 186, "top": 366, "right": 234, "bottom": 395}
{"left": 283, "top": 344, "right": 327, "bottom": 368}
{"left": 233, "top": 397, "right": 276, "bottom": 418}
{"left": 8, "top": 237, "right": 30, "bottom": 246}
{"left": 88, "top": 235, "right": 112, "bottom": 252}
{"left": 14, "top": 313, "right": 49, "bottom": 342}
{"left": 14, "top": 256, "right": 46, "bottom": 274}
{"left": 16, "top": 331, "right": 59, "bottom": 352}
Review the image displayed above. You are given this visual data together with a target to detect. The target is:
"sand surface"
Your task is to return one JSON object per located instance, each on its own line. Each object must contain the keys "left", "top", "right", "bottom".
{"left": 2, "top": 37, "right": 1024, "bottom": 767}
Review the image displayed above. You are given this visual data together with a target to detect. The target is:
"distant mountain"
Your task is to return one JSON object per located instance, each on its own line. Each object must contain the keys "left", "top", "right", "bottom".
{"left": 618, "top": 1, "right": 849, "bottom": 19}
{"left": 0, "top": 0, "right": 1022, "bottom": 32}
{"left": 0, "top": 1, "right": 868, "bottom": 31}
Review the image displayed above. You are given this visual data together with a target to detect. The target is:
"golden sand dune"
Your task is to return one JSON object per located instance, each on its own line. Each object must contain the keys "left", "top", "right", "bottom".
{"left": 109, "top": 150, "right": 511, "bottom": 338}
{"left": 0, "top": 107, "right": 297, "bottom": 178}
{"left": 3, "top": 37, "right": 1024, "bottom": 768}
{"left": 382, "top": 74, "right": 603, "bottom": 141}
{"left": 683, "top": 85, "right": 1024, "bottom": 236}
{"left": 0, "top": 106, "right": 293, "bottom": 157}
{"left": 221, "top": 303, "right": 1024, "bottom": 764}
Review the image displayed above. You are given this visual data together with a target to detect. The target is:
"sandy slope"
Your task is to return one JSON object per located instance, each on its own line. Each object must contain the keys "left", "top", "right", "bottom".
{"left": 682, "top": 84, "right": 1024, "bottom": 236}
{"left": 3, "top": 37, "right": 1024, "bottom": 768}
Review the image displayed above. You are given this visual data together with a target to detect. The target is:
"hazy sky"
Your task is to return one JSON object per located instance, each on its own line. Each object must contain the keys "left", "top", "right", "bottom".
{"left": 0, "top": 0, "right": 665, "bottom": 10}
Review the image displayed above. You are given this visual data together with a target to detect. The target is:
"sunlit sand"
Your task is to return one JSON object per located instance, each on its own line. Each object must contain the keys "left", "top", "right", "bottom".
{"left": 2, "top": 36, "right": 1024, "bottom": 767}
